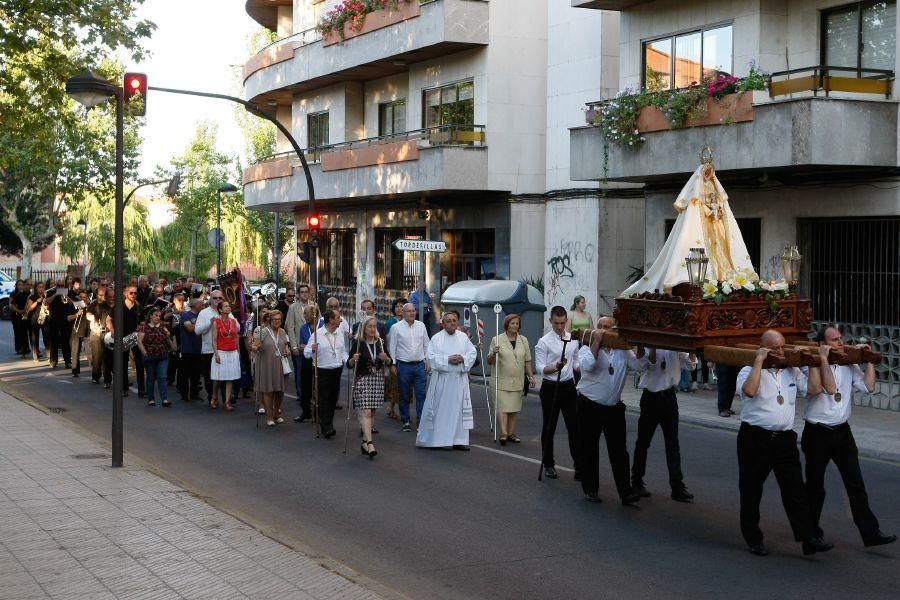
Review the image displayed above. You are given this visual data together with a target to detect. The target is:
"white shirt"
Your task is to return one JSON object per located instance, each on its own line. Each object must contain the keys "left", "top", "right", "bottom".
{"left": 303, "top": 325, "right": 347, "bottom": 369}
{"left": 638, "top": 349, "right": 694, "bottom": 392}
{"left": 534, "top": 331, "right": 580, "bottom": 383}
{"left": 194, "top": 306, "right": 218, "bottom": 354}
{"left": 388, "top": 319, "right": 429, "bottom": 363}
{"left": 804, "top": 364, "right": 868, "bottom": 426}
{"left": 577, "top": 346, "right": 645, "bottom": 406}
{"left": 737, "top": 366, "right": 807, "bottom": 431}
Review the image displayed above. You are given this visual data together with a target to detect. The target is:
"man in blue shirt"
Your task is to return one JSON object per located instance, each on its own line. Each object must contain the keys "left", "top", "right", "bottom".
{"left": 179, "top": 298, "right": 203, "bottom": 401}
{"left": 293, "top": 305, "right": 318, "bottom": 422}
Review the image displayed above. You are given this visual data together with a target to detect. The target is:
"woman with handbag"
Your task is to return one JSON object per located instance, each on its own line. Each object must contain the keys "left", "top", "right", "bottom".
{"left": 251, "top": 309, "right": 291, "bottom": 427}
{"left": 211, "top": 300, "right": 241, "bottom": 411}
{"left": 136, "top": 307, "right": 176, "bottom": 407}
{"left": 347, "top": 316, "right": 392, "bottom": 458}
{"left": 487, "top": 314, "right": 536, "bottom": 445}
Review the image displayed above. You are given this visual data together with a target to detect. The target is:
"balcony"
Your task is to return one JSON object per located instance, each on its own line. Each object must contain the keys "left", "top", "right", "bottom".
{"left": 571, "top": 95, "right": 898, "bottom": 183}
{"left": 571, "top": 0, "right": 655, "bottom": 9}
{"left": 243, "top": 125, "right": 489, "bottom": 209}
{"left": 243, "top": 0, "right": 489, "bottom": 105}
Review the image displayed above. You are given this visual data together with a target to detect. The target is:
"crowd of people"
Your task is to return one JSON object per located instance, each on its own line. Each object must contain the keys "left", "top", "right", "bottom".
{"left": 5, "top": 276, "right": 895, "bottom": 555}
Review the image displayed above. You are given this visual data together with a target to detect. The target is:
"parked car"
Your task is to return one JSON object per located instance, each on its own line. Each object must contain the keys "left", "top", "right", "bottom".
{"left": 0, "top": 271, "right": 16, "bottom": 320}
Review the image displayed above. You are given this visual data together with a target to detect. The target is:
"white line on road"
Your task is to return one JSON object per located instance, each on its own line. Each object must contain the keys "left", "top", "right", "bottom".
{"left": 471, "top": 443, "right": 575, "bottom": 472}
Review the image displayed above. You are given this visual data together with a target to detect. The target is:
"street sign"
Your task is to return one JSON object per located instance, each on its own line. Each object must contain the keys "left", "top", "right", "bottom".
{"left": 207, "top": 228, "right": 225, "bottom": 247}
{"left": 391, "top": 238, "right": 446, "bottom": 253}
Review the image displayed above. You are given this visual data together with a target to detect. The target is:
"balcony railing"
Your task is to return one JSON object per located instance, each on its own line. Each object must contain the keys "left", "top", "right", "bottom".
{"left": 769, "top": 66, "right": 894, "bottom": 99}
{"left": 256, "top": 26, "right": 321, "bottom": 54}
{"left": 253, "top": 124, "right": 486, "bottom": 165}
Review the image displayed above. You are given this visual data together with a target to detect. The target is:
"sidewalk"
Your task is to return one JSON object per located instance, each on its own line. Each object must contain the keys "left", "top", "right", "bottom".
{"left": 618, "top": 385, "right": 900, "bottom": 464}
{"left": 0, "top": 389, "right": 384, "bottom": 600}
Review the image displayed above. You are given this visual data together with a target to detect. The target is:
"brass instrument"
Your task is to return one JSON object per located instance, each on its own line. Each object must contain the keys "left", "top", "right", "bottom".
{"left": 104, "top": 331, "right": 138, "bottom": 352}
{"left": 260, "top": 282, "right": 278, "bottom": 310}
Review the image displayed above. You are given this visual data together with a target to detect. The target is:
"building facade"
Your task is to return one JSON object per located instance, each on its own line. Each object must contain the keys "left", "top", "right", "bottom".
{"left": 571, "top": 0, "right": 900, "bottom": 409}
{"left": 241, "top": 0, "right": 645, "bottom": 320}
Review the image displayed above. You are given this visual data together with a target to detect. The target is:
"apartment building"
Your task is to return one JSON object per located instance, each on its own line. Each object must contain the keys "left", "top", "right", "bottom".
{"left": 241, "top": 0, "right": 643, "bottom": 318}
{"left": 571, "top": 0, "right": 899, "bottom": 409}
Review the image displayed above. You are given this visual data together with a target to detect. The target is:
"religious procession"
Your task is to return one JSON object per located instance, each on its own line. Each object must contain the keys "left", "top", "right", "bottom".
{"left": 6, "top": 152, "right": 895, "bottom": 563}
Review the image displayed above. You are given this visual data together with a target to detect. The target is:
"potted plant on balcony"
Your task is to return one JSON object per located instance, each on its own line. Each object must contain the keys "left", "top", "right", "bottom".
{"left": 318, "top": 0, "right": 418, "bottom": 44}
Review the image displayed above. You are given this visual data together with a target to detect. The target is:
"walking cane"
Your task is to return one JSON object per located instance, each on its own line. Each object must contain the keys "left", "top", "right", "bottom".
{"left": 343, "top": 336, "right": 361, "bottom": 454}
{"left": 312, "top": 304, "right": 320, "bottom": 438}
{"left": 538, "top": 336, "right": 571, "bottom": 481}
{"left": 471, "top": 304, "right": 493, "bottom": 433}
{"left": 493, "top": 303, "right": 502, "bottom": 443}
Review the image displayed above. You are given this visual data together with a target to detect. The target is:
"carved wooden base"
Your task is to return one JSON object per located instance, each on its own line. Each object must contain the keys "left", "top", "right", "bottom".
{"left": 612, "top": 292, "right": 814, "bottom": 353}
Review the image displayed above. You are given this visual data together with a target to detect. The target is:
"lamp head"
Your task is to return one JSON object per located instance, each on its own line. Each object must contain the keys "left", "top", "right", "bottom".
{"left": 218, "top": 182, "right": 239, "bottom": 195}
{"left": 65, "top": 70, "right": 118, "bottom": 109}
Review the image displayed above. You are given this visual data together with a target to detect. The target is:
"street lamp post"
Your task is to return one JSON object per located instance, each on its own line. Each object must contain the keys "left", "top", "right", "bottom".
{"left": 77, "top": 218, "right": 88, "bottom": 279}
{"left": 66, "top": 70, "right": 125, "bottom": 468}
{"left": 216, "top": 183, "right": 239, "bottom": 278}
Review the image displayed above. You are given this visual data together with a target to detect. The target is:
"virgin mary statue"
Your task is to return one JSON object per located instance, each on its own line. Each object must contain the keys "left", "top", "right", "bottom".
{"left": 621, "top": 149, "right": 757, "bottom": 297}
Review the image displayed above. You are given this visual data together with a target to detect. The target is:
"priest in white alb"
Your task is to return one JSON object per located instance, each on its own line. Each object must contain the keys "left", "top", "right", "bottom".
{"left": 416, "top": 310, "right": 478, "bottom": 450}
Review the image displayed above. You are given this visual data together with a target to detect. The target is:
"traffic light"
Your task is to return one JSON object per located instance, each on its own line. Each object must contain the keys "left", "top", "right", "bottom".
{"left": 308, "top": 214, "right": 321, "bottom": 248}
{"left": 299, "top": 241, "right": 311, "bottom": 264}
{"left": 123, "top": 72, "right": 147, "bottom": 115}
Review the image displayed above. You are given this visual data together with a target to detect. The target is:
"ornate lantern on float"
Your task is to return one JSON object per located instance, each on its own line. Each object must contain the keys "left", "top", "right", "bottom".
{"left": 781, "top": 245, "right": 802, "bottom": 294}
{"left": 685, "top": 247, "right": 709, "bottom": 300}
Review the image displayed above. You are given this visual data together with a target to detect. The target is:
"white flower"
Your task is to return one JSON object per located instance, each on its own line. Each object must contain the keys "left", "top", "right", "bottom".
{"left": 634, "top": 129, "right": 639, "bottom": 134}
{"left": 702, "top": 281, "right": 718, "bottom": 297}
{"left": 721, "top": 282, "right": 733, "bottom": 295}
{"left": 759, "top": 280, "right": 774, "bottom": 292}
{"left": 773, "top": 279, "right": 789, "bottom": 292}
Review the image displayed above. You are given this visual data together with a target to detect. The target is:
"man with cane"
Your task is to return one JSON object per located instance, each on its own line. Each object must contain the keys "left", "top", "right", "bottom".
{"left": 534, "top": 306, "right": 580, "bottom": 481}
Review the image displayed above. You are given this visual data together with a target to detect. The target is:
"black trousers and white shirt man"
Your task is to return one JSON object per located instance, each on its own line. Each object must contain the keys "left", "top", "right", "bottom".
{"left": 736, "top": 329, "right": 835, "bottom": 557}
{"left": 802, "top": 326, "right": 895, "bottom": 548}
{"left": 631, "top": 348, "right": 695, "bottom": 502}
{"left": 534, "top": 306, "right": 580, "bottom": 480}
{"left": 576, "top": 318, "right": 643, "bottom": 505}
{"left": 305, "top": 310, "right": 348, "bottom": 439}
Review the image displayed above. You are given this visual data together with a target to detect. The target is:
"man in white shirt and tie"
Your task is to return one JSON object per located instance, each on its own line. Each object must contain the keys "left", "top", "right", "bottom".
{"left": 388, "top": 303, "right": 430, "bottom": 432}
{"left": 193, "top": 290, "right": 223, "bottom": 405}
{"left": 736, "top": 329, "right": 835, "bottom": 557}
{"left": 576, "top": 317, "right": 644, "bottom": 505}
{"left": 631, "top": 347, "right": 696, "bottom": 502}
{"left": 304, "top": 309, "right": 348, "bottom": 439}
{"left": 534, "top": 306, "right": 580, "bottom": 480}
{"left": 802, "top": 326, "right": 895, "bottom": 548}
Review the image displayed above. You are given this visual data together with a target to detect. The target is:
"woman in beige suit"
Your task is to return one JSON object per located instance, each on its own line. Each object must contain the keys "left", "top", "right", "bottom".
{"left": 487, "top": 314, "right": 536, "bottom": 445}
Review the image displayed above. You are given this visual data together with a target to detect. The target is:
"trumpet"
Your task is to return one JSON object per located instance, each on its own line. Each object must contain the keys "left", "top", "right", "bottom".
{"left": 260, "top": 282, "right": 278, "bottom": 309}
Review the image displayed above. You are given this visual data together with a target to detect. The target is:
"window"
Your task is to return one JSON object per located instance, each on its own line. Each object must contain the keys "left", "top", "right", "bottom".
{"left": 378, "top": 100, "right": 406, "bottom": 136}
{"left": 423, "top": 80, "right": 475, "bottom": 128}
{"left": 643, "top": 24, "right": 733, "bottom": 91}
{"left": 440, "top": 229, "right": 496, "bottom": 285}
{"left": 374, "top": 228, "right": 425, "bottom": 291}
{"left": 296, "top": 229, "right": 356, "bottom": 288}
{"left": 798, "top": 217, "right": 899, "bottom": 325}
{"left": 307, "top": 111, "right": 329, "bottom": 148}
{"left": 823, "top": 1, "right": 896, "bottom": 73}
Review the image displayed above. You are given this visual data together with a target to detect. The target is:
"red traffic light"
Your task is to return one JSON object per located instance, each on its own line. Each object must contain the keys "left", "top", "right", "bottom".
{"left": 123, "top": 72, "right": 147, "bottom": 116}
{"left": 308, "top": 215, "right": 320, "bottom": 229}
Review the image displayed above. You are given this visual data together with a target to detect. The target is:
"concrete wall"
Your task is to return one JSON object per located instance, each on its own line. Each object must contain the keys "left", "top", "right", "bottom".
{"left": 509, "top": 200, "right": 546, "bottom": 283}
{"left": 543, "top": 196, "right": 601, "bottom": 312}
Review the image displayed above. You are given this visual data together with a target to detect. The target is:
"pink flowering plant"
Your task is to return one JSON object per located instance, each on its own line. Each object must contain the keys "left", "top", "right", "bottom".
{"left": 317, "top": 0, "right": 414, "bottom": 40}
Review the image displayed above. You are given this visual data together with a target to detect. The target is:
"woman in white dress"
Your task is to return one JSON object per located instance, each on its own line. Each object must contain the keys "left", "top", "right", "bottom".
{"left": 211, "top": 300, "right": 241, "bottom": 411}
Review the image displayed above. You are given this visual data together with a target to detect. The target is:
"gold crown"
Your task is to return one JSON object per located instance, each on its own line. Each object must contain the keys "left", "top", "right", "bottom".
{"left": 699, "top": 145, "right": 714, "bottom": 165}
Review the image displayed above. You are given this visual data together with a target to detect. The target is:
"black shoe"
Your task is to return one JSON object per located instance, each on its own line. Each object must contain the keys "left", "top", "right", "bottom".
{"left": 584, "top": 493, "right": 603, "bottom": 504}
{"left": 749, "top": 543, "right": 769, "bottom": 556}
{"left": 671, "top": 487, "right": 694, "bottom": 502}
{"left": 92, "top": 379, "right": 100, "bottom": 384}
{"left": 863, "top": 531, "right": 897, "bottom": 547}
{"left": 453, "top": 445, "right": 470, "bottom": 451}
{"left": 633, "top": 483, "right": 651, "bottom": 498}
{"left": 402, "top": 422, "right": 412, "bottom": 432}
{"left": 72, "top": 372, "right": 79, "bottom": 378}
{"left": 802, "top": 538, "right": 834, "bottom": 556}
{"left": 294, "top": 414, "right": 311, "bottom": 423}
{"left": 123, "top": 389, "right": 129, "bottom": 397}
{"left": 138, "top": 391, "right": 145, "bottom": 398}
{"left": 543, "top": 467, "right": 558, "bottom": 479}
{"left": 371, "top": 426, "right": 378, "bottom": 434}
{"left": 621, "top": 491, "right": 641, "bottom": 506}
{"left": 335, "top": 404, "right": 343, "bottom": 410}
{"left": 323, "top": 429, "right": 337, "bottom": 439}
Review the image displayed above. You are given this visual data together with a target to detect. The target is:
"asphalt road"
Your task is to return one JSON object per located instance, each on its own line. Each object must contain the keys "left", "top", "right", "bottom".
{"left": 1, "top": 321, "right": 898, "bottom": 599}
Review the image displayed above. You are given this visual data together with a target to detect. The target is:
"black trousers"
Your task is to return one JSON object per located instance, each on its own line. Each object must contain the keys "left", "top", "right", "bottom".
{"left": 48, "top": 322, "right": 72, "bottom": 366}
{"left": 12, "top": 315, "right": 30, "bottom": 354}
{"left": 317, "top": 367, "right": 343, "bottom": 432}
{"left": 577, "top": 396, "right": 631, "bottom": 499}
{"left": 716, "top": 363, "right": 740, "bottom": 412}
{"left": 299, "top": 356, "right": 313, "bottom": 416}
{"left": 539, "top": 379, "right": 579, "bottom": 471}
{"left": 129, "top": 346, "right": 144, "bottom": 393}
{"left": 179, "top": 352, "right": 202, "bottom": 399}
{"left": 737, "top": 423, "right": 814, "bottom": 547}
{"left": 632, "top": 388, "right": 684, "bottom": 489}
{"left": 30, "top": 322, "right": 48, "bottom": 359}
{"left": 801, "top": 421, "right": 881, "bottom": 541}
{"left": 167, "top": 350, "right": 180, "bottom": 385}
{"left": 200, "top": 353, "right": 213, "bottom": 399}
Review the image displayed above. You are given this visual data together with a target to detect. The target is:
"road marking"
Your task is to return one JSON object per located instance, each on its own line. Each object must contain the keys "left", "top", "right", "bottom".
{"left": 471, "top": 444, "right": 575, "bottom": 472}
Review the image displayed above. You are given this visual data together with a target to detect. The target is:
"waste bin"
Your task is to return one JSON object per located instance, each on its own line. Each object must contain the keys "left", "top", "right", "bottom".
{"left": 441, "top": 280, "right": 546, "bottom": 375}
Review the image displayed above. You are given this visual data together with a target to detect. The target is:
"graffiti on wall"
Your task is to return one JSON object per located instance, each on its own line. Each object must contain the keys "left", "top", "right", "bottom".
{"left": 546, "top": 239, "right": 596, "bottom": 304}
